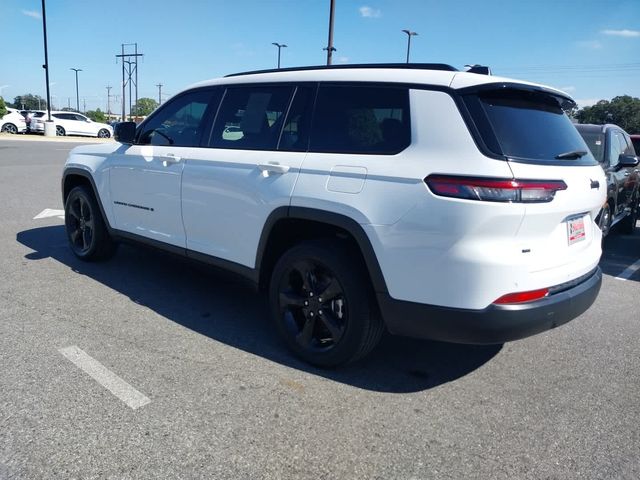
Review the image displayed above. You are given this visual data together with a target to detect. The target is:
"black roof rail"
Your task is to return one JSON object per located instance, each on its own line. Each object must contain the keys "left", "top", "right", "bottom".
{"left": 225, "top": 63, "right": 458, "bottom": 78}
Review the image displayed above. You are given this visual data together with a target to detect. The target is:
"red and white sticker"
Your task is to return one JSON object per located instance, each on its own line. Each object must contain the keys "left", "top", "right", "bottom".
{"left": 568, "top": 217, "right": 586, "bottom": 245}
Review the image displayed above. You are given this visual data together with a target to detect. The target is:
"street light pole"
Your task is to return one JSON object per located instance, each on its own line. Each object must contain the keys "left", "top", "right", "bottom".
{"left": 401, "top": 29, "right": 418, "bottom": 63}
{"left": 41, "top": 0, "right": 53, "bottom": 127}
{"left": 271, "top": 43, "right": 287, "bottom": 69}
{"left": 70, "top": 68, "right": 82, "bottom": 112}
{"left": 325, "top": 0, "right": 336, "bottom": 65}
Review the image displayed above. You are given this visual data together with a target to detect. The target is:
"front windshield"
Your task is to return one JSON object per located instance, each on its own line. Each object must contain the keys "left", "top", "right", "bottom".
{"left": 578, "top": 132, "right": 605, "bottom": 163}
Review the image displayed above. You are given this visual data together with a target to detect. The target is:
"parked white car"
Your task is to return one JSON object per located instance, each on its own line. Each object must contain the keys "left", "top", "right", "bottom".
{"left": 61, "top": 63, "right": 606, "bottom": 366}
{"left": 31, "top": 111, "right": 113, "bottom": 138}
{"left": 0, "top": 108, "right": 27, "bottom": 134}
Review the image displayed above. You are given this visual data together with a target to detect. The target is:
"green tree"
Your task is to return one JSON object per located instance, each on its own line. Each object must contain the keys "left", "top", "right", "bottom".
{"left": 0, "top": 97, "right": 7, "bottom": 117}
{"left": 86, "top": 108, "right": 106, "bottom": 123}
{"left": 576, "top": 95, "right": 640, "bottom": 133}
{"left": 12, "top": 94, "right": 47, "bottom": 111}
{"left": 131, "top": 97, "right": 158, "bottom": 117}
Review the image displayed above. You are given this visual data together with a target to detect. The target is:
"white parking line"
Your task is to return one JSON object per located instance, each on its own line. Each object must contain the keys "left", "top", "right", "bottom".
{"left": 34, "top": 208, "right": 65, "bottom": 220}
{"left": 59, "top": 346, "right": 151, "bottom": 410}
{"left": 615, "top": 259, "right": 640, "bottom": 281}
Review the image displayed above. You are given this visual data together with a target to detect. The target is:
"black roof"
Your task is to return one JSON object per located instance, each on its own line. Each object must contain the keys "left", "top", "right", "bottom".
{"left": 225, "top": 63, "right": 458, "bottom": 78}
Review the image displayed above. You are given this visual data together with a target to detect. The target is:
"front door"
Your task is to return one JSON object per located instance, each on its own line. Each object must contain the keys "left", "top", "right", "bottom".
{"left": 109, "top": 89, "right": 217, "bottom": 248}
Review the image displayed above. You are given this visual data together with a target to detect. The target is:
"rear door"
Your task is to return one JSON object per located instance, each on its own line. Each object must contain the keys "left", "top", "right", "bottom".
{"left": 461, "top": 87, "right": 606, "bottom": 278}
{"left": 181, "top": 84, "right": 314, "bottom": 267}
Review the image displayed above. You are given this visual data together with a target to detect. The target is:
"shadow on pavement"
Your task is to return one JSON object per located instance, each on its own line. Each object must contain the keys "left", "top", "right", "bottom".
{"left": 17, "top": 225, "right": 502, "bottom": 393}
{"left": 599, "top": 224, "right": 640, "bottom": 282}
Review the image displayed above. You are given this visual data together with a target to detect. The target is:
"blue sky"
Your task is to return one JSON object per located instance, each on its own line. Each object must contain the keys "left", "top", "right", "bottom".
{"left": 1, "top": 0, "right": 638, "bottom": 112}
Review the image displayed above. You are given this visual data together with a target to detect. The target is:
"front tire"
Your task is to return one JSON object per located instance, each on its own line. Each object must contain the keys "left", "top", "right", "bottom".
{"left": 598, "top": 202, "right": 612, "bottom": 238}
{"left": 97, "top": 128, "right": 110, "bottom": 138}
{"left": 620, "top": 194, "right": 639, "bottom": 234}
{"left": 64, "top": 185, "right": 117, "bottom": 261}
{"left": 269, "top": 240, "right": 383, "bottom": 367}
{"left": 56, "top": 126, "right": 65, "bottom": 136}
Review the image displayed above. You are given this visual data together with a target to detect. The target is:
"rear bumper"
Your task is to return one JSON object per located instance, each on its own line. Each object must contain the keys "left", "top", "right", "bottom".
{"left": 378, "top": 267, "right": 601, "bottom": 344}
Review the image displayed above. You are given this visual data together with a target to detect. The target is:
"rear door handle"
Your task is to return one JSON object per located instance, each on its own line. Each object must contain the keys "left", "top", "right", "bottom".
{"left": 161, "top": 153, "right": 182, "bottom": 166}
{"left": 258, "top": 163, "right": 290, "bottom": 175}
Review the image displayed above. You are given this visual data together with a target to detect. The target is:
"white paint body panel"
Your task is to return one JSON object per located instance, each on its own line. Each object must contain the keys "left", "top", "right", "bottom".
{"left": 63, "top": 68, "right": 604, "bottom": 312}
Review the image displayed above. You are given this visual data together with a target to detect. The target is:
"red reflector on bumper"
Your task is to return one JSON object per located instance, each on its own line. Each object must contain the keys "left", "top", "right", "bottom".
{"left": 493, "top": 288, "right": 549, "bottom": 305}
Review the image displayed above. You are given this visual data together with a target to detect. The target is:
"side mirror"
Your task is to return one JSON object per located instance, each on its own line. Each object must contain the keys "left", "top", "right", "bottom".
{"left": 114, "top": 122, "right": 137, "bottom": 144}
{"left": 618, "top": 154, "right": 639, "bottom": 168}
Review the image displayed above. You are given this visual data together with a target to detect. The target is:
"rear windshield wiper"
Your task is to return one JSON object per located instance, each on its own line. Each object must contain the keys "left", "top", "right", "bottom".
{"left": 555, "top": 150, "right": 587, "bottom": 160}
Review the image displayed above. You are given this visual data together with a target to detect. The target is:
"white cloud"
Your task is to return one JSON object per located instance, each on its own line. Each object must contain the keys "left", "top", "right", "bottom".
{"left": 22, "top": 10, "right": 41, "bottom": 19}
{"left": 359, "top": 6, "right": 381, "bottom": 18}
{"left": 601, "top": 29, "right": 640, "bottom": 38}
{"left": 574, "top": 98, "right": 600, "bottom": 109}
{"left": 575, "top": 40, "right": 602, "bottom": 50}
{"left": 337, "top": 56, "right": 349, "bottom": 64}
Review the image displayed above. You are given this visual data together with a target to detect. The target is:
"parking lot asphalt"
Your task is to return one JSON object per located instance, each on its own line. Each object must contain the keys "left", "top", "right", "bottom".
{"left": 1, "top": 137, "right": 639, "bottom": 479}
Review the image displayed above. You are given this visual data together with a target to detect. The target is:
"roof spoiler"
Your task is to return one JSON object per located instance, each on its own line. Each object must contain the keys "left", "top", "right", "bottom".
{"left": 464, "top": 64, "right": 492, "bottom": 75}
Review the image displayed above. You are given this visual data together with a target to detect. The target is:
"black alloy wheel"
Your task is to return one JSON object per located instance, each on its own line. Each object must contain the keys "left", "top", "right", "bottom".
{"left": 620, "top": 194, "right": 639, "bottom": 234}
{"left": 97, "top": 128, "right": 110, "bottom": 138}
{"left": 278, "top": 259, "right": 348, "bottom": 353}
{"left": 56, "top": 125, "right": 65, "bottom": 136}
{"left": 64, "top": 186, "right": 117, "bottom": 261}
{"left": 598, "top": 202, "right": 612, "bottom": 238}
{"left": 269, "top": 240, "right": 383, "bottom": 367}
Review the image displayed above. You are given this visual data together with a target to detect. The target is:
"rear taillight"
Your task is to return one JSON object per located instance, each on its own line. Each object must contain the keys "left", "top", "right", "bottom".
{"left": 424, "top": 175, "right": 567, "bottom": 203}
{"left": 493, "top": 288, "right": 549, "bottom": 305}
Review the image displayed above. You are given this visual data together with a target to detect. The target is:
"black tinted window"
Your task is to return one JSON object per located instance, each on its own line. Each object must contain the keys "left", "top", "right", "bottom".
{"left": 210, "top": 86, "right": 294, "bottom": 150}
{"left": 465, "top": 89, "right": 597, "bottom": 165}
{"left": 577, "top": 131, "right": 605, "bottom": 163}
{"left": 310, "top": 85, "right": 410, "bottom": 154}
{"left": 278, "top": 85, "right": 315, "bottom": 152}
{"left": 138, "top": 89, "right": 216, "bottom": 147}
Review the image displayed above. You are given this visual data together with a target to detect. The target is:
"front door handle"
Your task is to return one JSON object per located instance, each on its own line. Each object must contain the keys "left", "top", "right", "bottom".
{"left": 258, "top": 163, "right": 290, "bottom": 175}
{"left": 161, "top": 153, "right": 182, "bottom": 166}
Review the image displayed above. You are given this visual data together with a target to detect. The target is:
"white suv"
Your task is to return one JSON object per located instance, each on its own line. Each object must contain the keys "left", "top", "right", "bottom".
{"left": 61, "top": 64, "right": 606, "bottom": 366}
{"left": 31, "top": 111, "right": 113, "bottom": 138}
{"left": 0, "top": 108, "right": 27, "bottom": 134}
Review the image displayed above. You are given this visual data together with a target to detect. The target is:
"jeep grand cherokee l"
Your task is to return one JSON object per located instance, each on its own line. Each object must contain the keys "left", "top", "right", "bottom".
{"left": 61, "top": 64, "right": 605, "bottom": 366}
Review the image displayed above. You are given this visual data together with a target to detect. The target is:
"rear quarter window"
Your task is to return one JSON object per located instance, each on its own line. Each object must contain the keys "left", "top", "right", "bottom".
{"left": 310, "top": 85, "right": 410, "bottom": 155}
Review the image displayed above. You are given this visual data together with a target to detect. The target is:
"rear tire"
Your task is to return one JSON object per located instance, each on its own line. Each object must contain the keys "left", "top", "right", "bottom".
{"left": 269, "top": 239, "right": 383, "bottom": 368}
{"left": 64, "top": 185, "right": 117, "bottom": 261}
{"left": 1, "top": 123, "right": 18, "bottom": 134}
{"left": 56, "top": 126, "right": 65, "bottom": 136}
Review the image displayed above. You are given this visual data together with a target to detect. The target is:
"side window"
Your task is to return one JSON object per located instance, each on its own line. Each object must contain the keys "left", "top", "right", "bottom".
{"left": 210, "top": 85, "right": 294, "bottom": 150}
{"left": 278, "top": 85, "right": 315, "bottom": 152}
{"left": 74, "top": 114, "right": 87, "bottom": 122}
{"left": 608, "top": 131, "right": 623, "bottom": 167}
{"left": 621, "top": 133, "right": 635, "bottom": 156}
{"left": 137, "top": 89, "right": 216, "bottom": 147}
{"left": 310, "top": 85, "right": 411, "bottom": 154}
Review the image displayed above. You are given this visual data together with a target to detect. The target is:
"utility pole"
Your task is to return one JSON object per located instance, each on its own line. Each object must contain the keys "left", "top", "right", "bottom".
{"left": 70, "top": 68, "right": 82, "bottom": 111}
{"left": 83, "top": 98, "right": 86, "bottom": 114}
{"left": 67, "top": 97, "right": 70, "bottom": 109}
{"left": 106, "top": 85, "right": 112, "bottom": 117}
{"left": 156, "top": 83, "right": 162, "bottom": 105}
{"left": 116, "top": 43, "right": 143, "bottom": 121}
{"left": 325, "top": 0, "right": 336, "bottom": 65}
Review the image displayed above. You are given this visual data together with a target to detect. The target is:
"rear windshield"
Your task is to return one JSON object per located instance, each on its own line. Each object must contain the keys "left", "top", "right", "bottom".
{"left": 577, "top": 131, "right": 605, "bottom": 163}
{"left": 464, "top": 89, "right": 597, "bottom": 165}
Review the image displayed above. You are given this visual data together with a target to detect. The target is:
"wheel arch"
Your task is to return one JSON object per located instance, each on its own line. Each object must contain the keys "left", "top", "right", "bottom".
{"left": 62, "top": 168, "right": 113, "bottom": 232}
{"left": 256, "top": 207, "right": 388, "bottom": 295}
